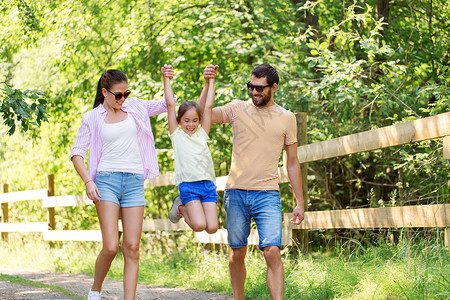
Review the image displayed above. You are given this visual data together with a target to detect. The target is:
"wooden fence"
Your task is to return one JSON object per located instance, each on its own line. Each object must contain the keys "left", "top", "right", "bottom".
{"left": 1, "top": 112, "right": 450, "bottom": 248}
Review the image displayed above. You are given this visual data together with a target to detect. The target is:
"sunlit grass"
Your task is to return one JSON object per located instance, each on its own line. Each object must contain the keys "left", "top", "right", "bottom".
{"left": 0, "top": 233, "right": 449, "bottom": 299}
{"left": 0, "top": 273, "right": 84, "bottom": 299}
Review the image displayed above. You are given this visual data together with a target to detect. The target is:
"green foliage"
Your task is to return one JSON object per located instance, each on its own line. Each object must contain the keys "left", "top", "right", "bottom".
{"left": 1, "top": 0, "right": 450, "bottom": 242}
{"left": 0, "top": 87, "right": 48, "bottom": 135}
{"left": 1, "top": 2, "right": 450, "bottom": 298}
{"left": 15, "top": 0, "right": 40, "bottom": 35}
{"left": 290, "top": 0, "right": 450, "bottom": 212}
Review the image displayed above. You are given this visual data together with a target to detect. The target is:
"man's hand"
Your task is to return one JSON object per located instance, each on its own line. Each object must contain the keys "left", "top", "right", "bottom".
{"left": 291, "top": 204, "right": 304, "bottom": 225}
{"left": 161, "top": 64, "right": 174, "bottom": 79}
{"left": 203, "top": 64, "right": 219, "bottom": 80}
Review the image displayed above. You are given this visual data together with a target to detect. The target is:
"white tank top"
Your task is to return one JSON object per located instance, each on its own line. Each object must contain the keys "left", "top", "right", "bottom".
{"left": 98, "top": 113, "right": 144, "bottom": 174}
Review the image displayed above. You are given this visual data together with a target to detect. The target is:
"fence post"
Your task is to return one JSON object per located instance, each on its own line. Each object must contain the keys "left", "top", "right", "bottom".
{"left": 443, "top": 136, "right": 450, "bottom": 159}
{"left": 442, "top": 137, "right": 450, "bottom": 250}
{"left": 292, "top": 112, "right": 309, "bottom": 254}
{"left": 1, "top": 183, "right": 9, "bottom": 240}
{"left": 445, "top": 228, "right": 450, "bottom": 251}
{"left": 47, "top": 174, "right": 55, "bottom": 230}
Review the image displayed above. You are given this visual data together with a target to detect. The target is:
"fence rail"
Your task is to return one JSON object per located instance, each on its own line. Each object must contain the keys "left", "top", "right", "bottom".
{"left": 285, "top": 204, "right": 450, "bottom": 229}
{"left": 0, "top": 189, "right": 47, "bottom": 204}
{"left": 1, "top": 112, "right": 450, "bottom": 248}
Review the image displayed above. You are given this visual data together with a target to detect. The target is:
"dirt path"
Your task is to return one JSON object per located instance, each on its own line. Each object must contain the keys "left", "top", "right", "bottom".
{"left": 0, "top": 268, "right": 233, "bottom": 300}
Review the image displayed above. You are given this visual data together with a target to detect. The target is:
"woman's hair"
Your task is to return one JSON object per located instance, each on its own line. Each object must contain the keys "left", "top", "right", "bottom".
{"left": 177, "top": 100, "right": 202, "bottom": 123}
{"left": 93, "top": 70, "right": 128, "bottom": 108}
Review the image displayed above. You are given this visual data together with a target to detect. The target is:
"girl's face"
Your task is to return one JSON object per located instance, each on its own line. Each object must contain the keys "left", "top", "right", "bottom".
{"left": 179, "top": 108, "right": 200, "bottom": 135}
{"left": 102, "top": 81, "right": 129, "bottom": 110}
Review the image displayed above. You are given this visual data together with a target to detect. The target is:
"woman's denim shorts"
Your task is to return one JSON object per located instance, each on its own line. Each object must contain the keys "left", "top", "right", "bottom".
{"left": 224, "top": 189, "right": 282, "bottom": 250}
{"left": 94, "top": 171, "right": 146, "bottom": 208}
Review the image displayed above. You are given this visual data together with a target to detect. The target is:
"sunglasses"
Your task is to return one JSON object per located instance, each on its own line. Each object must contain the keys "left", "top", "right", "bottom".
{"left": 105, "top": 88, "right": 131, "bottom": 100}
{"left": 246, "top": 81, "right": 273, "bottom": 93}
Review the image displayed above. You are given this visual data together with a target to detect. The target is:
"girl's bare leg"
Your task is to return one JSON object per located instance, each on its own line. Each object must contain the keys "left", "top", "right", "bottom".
{"left": 179, "top": 200, "right": 207, "bottom": 232}
{"left": 202, "top": 202, "right": 218, "bottom": 234}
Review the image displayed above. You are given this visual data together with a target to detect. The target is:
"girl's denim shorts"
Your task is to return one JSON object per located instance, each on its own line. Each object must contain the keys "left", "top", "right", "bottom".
{"left": 179, "top": 180, "right": 218, "bottom": 205}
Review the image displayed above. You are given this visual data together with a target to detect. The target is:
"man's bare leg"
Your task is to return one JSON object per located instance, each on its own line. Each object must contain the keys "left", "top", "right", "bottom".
{"left": 229, "top": 246, "right": 247, "bottom": 300}
{"left": 263, "top": 245, "right": 284, "bottom": 300}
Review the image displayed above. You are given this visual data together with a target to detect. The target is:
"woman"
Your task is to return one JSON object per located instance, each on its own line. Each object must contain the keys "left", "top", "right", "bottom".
{"left": 71, "top": 69, "right": 174, "bottom": 300}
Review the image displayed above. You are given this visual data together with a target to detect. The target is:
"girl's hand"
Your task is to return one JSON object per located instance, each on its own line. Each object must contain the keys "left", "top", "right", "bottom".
{"left": 161, "top": 64, "right": 174, "bottom": 80}
{"left": 203, "top": 64, "right": 219, "bottom": 80}
{"left": 85, "top": 181, "right": 101, "bottom": 202}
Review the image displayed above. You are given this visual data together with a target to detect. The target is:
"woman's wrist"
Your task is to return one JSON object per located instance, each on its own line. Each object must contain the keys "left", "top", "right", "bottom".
{"left": 84, "top": 179, "right": 93, "bottom": 185}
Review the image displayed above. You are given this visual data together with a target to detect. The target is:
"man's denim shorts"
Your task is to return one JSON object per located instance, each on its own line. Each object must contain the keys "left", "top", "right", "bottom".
{"left": 224, "top": 189, "right": 282, "bottom": 250}
{"left": 94, "top": 171, "right": 146, "bottom": 207}
{"left": 179, "top": 180, "right": 218, "bottom": 205}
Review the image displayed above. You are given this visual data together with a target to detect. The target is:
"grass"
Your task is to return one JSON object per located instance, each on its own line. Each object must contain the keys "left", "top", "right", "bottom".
{"left": 0, "top": 232, "right": 449, "bottom": 299}
{"left": 0, "top": 273, "right": 84, "bottom": 299}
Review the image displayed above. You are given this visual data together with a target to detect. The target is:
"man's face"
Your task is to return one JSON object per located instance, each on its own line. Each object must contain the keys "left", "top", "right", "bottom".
{"left": 249, "top": 76, "right": 273, "bottom": 107}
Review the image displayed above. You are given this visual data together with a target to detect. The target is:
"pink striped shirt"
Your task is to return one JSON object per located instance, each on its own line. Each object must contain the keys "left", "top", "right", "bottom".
{"left": 71, "top": 96, "right": 170, "bottom": 181}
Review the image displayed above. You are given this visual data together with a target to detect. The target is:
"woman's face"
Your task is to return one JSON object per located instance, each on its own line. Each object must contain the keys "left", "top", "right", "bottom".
{"left": 102, "top": 81, "right": 129, "bottom": 110}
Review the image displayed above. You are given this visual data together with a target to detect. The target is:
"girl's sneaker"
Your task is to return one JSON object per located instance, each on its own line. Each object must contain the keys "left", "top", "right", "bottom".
{"left": 169, "top": 196, "right": 182, "bottom": 223}
{"left": 88, "top": 288, "right": 102, "bottom": 300}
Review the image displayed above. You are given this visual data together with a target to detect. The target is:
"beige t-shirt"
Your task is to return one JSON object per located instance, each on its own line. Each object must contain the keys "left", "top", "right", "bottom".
{"left": 217, "top": 100, "right": 297, "bottom": 190}
{"left": 170, "top": 127, "right": 216, "bottom": 186}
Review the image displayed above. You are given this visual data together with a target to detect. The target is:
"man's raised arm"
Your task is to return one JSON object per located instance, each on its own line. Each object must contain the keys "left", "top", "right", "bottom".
{"left": 198, "top": 65, "right": 223, "bottom": 124}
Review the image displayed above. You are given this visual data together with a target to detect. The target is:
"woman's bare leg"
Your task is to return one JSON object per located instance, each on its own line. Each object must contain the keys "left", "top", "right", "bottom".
{"left": 120, "top": 205, "right": 144, "bottom": 300}
{"left": 92, "top": 201, "right": 120, "bottom": 292}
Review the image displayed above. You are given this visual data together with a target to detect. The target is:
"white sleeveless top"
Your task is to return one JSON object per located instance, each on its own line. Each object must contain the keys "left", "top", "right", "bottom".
{"left": 98, "top": 113, "right": 144, "bottom": 174}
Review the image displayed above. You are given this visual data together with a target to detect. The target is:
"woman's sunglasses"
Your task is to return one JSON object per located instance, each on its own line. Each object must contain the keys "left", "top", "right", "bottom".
{"left": 105, "top": 88, "right": 131, "bottom": 100}
{"left": 246, "top": 81, "right": 273, "bottom": 93}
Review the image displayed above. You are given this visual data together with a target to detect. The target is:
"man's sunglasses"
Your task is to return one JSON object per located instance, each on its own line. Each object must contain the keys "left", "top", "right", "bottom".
{"left": 246, "top": 82, "right": 273, "bottom": 93}
{"left": 105, "top": 88, "right": 131, "bottom": 100}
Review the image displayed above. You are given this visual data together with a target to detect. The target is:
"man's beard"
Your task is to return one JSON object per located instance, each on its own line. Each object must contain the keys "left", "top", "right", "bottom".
{"left": 252, "top": 91, "right": 271, "bottom": 107}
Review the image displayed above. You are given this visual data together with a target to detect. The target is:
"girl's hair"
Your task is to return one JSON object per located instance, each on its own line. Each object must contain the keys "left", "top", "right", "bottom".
{"left": 177, "top": 100, "right": 202, "bottom": 123}
{"left": 93, "top": 70, "right": 128, "bottom": 108}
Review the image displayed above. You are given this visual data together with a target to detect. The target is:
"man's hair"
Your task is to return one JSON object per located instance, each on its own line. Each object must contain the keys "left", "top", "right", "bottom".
{"left": 251, "top": 64, "right": 279, "bottom": 85}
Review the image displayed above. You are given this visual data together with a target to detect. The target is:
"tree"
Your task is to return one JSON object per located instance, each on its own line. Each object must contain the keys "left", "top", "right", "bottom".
{"left": 1, "top": 0, "right": 449, "bottom": 231}
{"left": 0, "top": 87, "right": 47, "bottom": 135}
{"left": 0, "top": 0, "right": 48, "bottom": 135}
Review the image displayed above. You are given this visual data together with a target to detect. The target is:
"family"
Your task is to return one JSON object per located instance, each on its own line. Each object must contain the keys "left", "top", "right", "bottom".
{"left": 70, "top": 63, "right": 305, "bottom": 300}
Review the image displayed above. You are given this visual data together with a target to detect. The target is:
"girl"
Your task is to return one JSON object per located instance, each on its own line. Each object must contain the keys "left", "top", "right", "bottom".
{"left": 71, "top": 69, "right": 174, "bottom": 300}
{"left": 161, "top": 64, "right": 219, "bottom": 234}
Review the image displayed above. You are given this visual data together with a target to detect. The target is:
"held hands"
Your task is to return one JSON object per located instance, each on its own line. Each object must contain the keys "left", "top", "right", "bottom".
{"left": 161, "top": 64, "right": 174, "bottom": 80}
{"left": 203, "top": 64, "right": 219, "bottom": 80}
{"left": 85, "top": 181, "right": 101, "bottom": 202}
{"left": 162, "top": 63, "right": 176, "bottom": 112}
{"left": 291, "top": 204, "right": 304, "bottom": 225}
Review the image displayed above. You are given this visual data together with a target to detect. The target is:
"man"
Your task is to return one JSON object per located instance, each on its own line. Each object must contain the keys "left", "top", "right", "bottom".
{"left": 200, "top": 64, "right": 304, "bottom": 300}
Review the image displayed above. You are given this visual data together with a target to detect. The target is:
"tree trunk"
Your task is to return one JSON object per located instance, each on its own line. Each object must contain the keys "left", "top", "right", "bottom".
{"left": 290, "top": 0, "right": 320, "bottom": 36}
{"left": 375, "top": 0, "right": 390, "bottom": 36}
